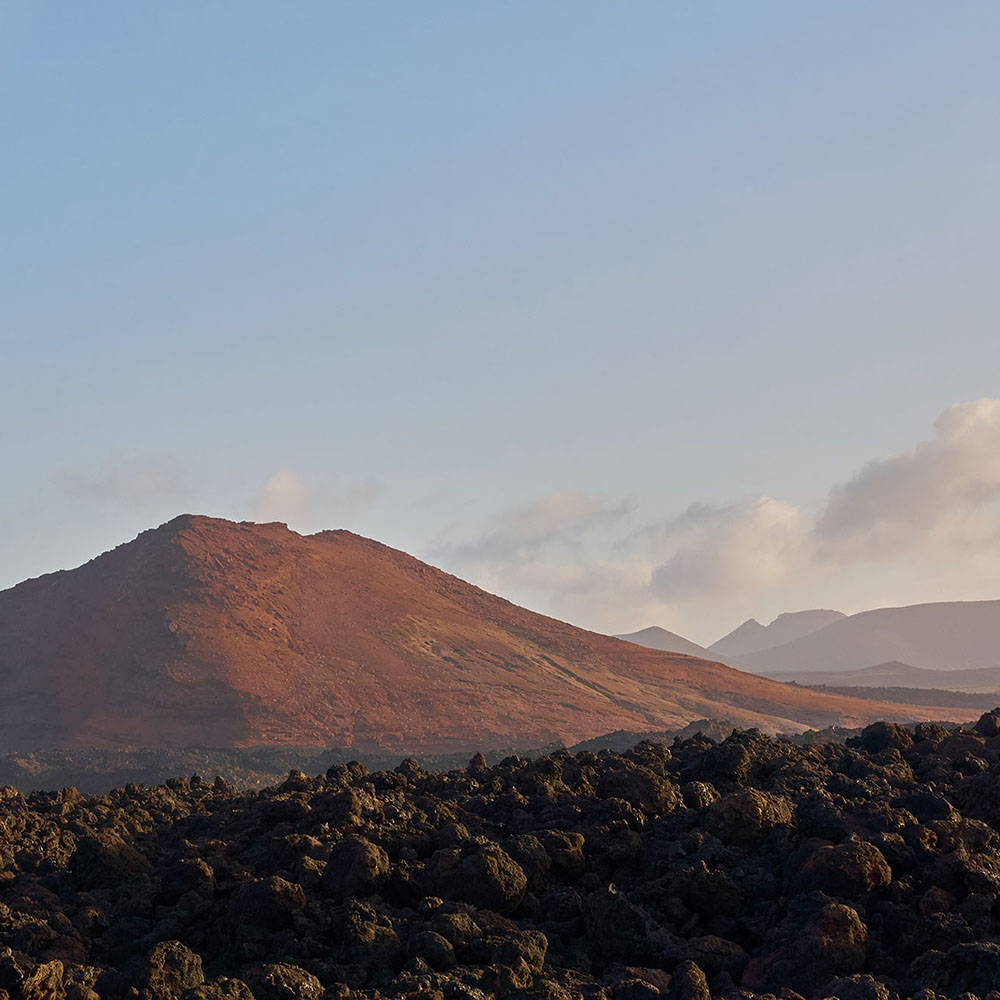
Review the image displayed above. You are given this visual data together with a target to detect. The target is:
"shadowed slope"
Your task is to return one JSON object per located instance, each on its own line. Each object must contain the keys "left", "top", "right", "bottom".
{"left": 0, "top": 516, "right": 976, "bottom": 751}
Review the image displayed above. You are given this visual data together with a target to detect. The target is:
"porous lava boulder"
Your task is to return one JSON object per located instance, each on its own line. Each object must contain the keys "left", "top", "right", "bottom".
{"left": 536, "top": 829, "right": 585, "bottom": 878}
{"left": 743, "top": 901, "right": 869, "bottom": 993}
{"left": 798, "top": 839, "right": 893, "bottom": 896}
{"left": 229, "top": 876, "right": 306, "bottom": 929}
{"left": 667, "top": 960, "right": 710, "bottom": 1000}
{"left": 426, "top": 843, "right": 527, "bottom": 914}
{"left": 826, "top": 973, "right": 893, "bottom": 1000}
{"left": 20, "top": 961, "right": 64, "bottom": 1000}
{"left": 858, "top": 721, "right": 914, "bottom": 753}
{"left": 138, "top": 941, "right": 204, "bottom": 995}
{"left": 71, "top": 832, "right": 151, "bottom": 886}
{"left": 241, "top": 963, "right": 323, "bottom": 1000}
{"left": 597, "top": 763, "right": 681, "bottom": 814}
{"left": 322, "top": 836, "right": 389, "bottom": 899}
{"left": 705, "top": 788, "right": 794, "bottom": 847}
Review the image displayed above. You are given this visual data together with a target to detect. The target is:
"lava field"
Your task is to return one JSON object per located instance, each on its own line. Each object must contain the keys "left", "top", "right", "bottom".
{"left": 5, "top": 716, "right": 1000, "bottom": 999}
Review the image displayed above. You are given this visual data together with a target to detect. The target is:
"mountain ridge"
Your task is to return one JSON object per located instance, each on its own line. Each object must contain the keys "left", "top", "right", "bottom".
{"left": 741, "top": 599, "right": 1000, "bottom": 675}
{"left": 0, "top": 515, "right": 976, "bottom": 752}
{"left": 710, "top": 608, "right": 846, "bottom": 658}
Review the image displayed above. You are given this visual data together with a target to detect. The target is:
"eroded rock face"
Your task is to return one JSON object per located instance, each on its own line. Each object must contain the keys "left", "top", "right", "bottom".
{"left": 1, "top": 715, "right": 1000, "bottom": 998}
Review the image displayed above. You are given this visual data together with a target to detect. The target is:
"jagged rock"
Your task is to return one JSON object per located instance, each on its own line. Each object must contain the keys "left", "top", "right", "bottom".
{"left": 666, "top": 960, "right": 709, "bottom": 1000}
{"left": 241, "top": 963, "right": 323, "bottom": 1000}
{"left": 824, "top": 973, "right": 892, "bottom": 1000}
{"left": 536, "top": 830, "right": 585, "bottom": 878}
{"left": 229, "top": 876, "right": 305, "bottom": 929}
{"left": 799, "top": 840, "right": 892, "bottom": 896}
{"left": 504, "top": 834, "right": 551, "bottom": 885}
{"left": 496, "top": 930, "right": 548, "bottom": 974}
{"left": 680, "top": 782, "right": 719, "bottom": 809}
{"left": 138, "top": 941, "right": 204, "bottom": 996}
{"left": 858, "top": 722, "right": 914, "bottom": 753}
{"left": 71, "top": 833, "right": 151, "bottom": 886}
{"left": 157, "top": 859, "right": 215, "bottom": 905}
{"left": 975, "top": 711, "right": 1000, "bottom": 737}
{"left": 662, "top": 936, "right": 748, "bottom": 978}
{"left": 742, "top": 902, "right": 868, "bottom": 993}
{"left": 427, "top": 844, "right": 526, "bottom": 914}
{"left": 322, "top": 837, "right": 389, "bottom": 899}
{"left": 20, "top": 961, "right": 64, "bottom": 1000}
{"left": 705, "top": 788, "right": 794, "bottom": 847}
{"left": 183, "top": 978, "right": 255, "bottom": 1000}
{"left": 1, "top": 721, "right": 1000, "bottom": 999}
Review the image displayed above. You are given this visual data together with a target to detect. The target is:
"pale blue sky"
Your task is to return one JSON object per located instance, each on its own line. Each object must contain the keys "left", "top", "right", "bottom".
{"left": 3, "top": 2, "right": 1000, "bottom": 641}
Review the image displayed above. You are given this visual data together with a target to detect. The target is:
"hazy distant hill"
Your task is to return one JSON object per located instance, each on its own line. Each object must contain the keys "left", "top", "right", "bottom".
{"left": 0, "top": 515, "right": 961, "bottom": 753}
{"left": 766, "top": 659, "right": 1000, "bottom": 693}
{"left": 710, "top": 609, "right": 846, "bottom": 658}
{"left": 741, "top": 600, "right": 1000, "bottom": 675}
{"left": 614, "top": 625, "right": 721, "bottom": 660}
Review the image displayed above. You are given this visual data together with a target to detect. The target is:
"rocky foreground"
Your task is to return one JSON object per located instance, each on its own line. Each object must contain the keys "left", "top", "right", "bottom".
{"left": 5, "top": 720, "right": 1000, "bottom": 1000}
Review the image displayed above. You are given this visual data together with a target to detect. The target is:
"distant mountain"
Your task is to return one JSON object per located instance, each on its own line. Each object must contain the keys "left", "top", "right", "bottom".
{"left": 0, "top": 515, "right": 963, "bottom": 753}
{"left": 614, "top": 625, "right": 719, "bottom": 660}
{"left": 710, "top": 609, "right": 846, "bottom": 658}
{"left": 741, "top": 600, "right": 1000, "bottom": 676}
{"left": 766, "top": 660, "right": 1000, "bottom": 694}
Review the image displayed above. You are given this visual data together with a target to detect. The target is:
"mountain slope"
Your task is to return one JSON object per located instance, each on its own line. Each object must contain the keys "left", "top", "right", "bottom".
{"left": 741, "top": 600, "right": 1000, "bottom": 676}
{"left": 0, "top": 516, "right": 975, "bottom": 752}
{"left": 710, "top": 609, "right": 846, "bottom": 658}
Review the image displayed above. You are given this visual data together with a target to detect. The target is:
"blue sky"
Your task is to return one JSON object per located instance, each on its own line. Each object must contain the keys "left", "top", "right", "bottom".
{"left": 3, "top": 2, "right": 1000, "bottom": 642}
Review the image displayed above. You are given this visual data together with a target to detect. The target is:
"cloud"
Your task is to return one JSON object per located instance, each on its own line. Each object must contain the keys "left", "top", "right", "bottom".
{"left": 817, "top": 397, "right": 1000, "bottom": 559}
{"left": 433, "top": 399, "right": 1000, "bottom": 637}
{"left": 648, "top": 497, "right": 808, "bottom": 599}
{"left": 252, "top": 469, "right": 310, "bottom": 524}
{"left": 433, "top": 492, "right": 636, "bottom": 606}
{"left": 445, "top": 491, "right": 631, "bottom": 565}
{"left": 251, "top": 471, "right": 384, "bottom": 528}
{"left": 59, "top": 456, "right": 185, "bottom": 507}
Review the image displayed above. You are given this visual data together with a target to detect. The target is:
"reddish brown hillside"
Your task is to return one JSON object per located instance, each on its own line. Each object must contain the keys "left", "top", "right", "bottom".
{"left": 0, "top": 515, "right": 976, "bottom": 751}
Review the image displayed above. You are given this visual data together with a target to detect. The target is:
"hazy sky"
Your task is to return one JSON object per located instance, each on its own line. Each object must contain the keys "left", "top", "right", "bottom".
{"left": 3, "top": 2, "right": 1000, "bottom": 643}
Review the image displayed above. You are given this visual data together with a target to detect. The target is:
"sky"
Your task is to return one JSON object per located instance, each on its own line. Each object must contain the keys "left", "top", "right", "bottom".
{"left": 2, "top": 2, "right": 1000, "bottom": 644}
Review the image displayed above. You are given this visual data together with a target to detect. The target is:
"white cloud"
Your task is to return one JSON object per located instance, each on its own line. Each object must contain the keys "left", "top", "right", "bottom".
{"left": 817, "top": 397, "right": 1000, "bottom": 560}
{"left": 445, "top": 491, "right": 629, "bottom": 565}
{"left": 432, "top": 492, "right": 637, "bottom": 612}
{"left": 648, "top": 497, "right": 808, "bottom": 599}
{"left": 251, "top": 471, "right": 384, "bottom": 529}
{"left": 432, "top": 399, "right": 1000, "bottom": 639}
{"left": 252, "top": 469, "right": 310, "bottom": 524}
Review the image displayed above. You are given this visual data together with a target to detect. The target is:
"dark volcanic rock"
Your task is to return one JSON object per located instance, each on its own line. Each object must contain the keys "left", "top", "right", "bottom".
{"left": 426, "top": 844, "right": 527, "bottom": 914}
{"left": 0, "top": 715, "right": 999, "bottom": 998}
{"left": 139, "top": 940, "right": 205, "bottom": 995}
{"left": 322, "top": 837, "right": 389, "bottom": 899}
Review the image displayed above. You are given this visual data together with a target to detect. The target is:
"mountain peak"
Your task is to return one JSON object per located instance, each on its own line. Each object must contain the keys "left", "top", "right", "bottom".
{"left": 711, "top": 609, "right": 846, "bottom": 659}
{"left": 741, "top": 600, "right": 1000, "bottom": 676}
{"left": 0, "top": 518, "right": 972, "bottom": 752}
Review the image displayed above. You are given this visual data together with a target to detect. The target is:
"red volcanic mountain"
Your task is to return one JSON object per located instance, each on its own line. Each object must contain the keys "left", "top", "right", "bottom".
{"left": 0, "top": 515, "right": 975, "bottom": 752}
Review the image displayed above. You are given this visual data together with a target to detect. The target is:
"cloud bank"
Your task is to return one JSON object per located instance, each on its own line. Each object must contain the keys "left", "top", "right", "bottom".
{"left": 435, "top": 399, "right": 1000, "bottom": 641}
